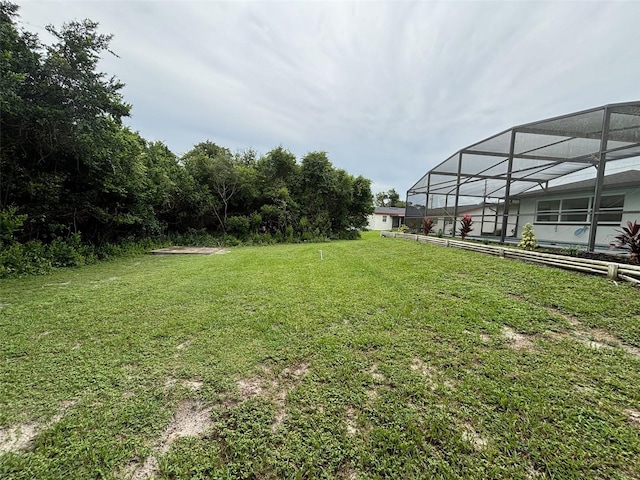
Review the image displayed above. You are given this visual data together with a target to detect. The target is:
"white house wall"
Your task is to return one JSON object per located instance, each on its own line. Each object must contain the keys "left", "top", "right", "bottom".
{"left": 517, "top": 187, "right": 640, "bottom": 247}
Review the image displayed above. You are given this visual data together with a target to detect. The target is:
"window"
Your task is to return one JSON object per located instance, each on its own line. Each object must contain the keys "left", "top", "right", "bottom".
{"left": 535, "top": 195, "right": 625, "bottom": 224}
{"left": 536, "top": 200, "right": 560, "bottom": 222}
{"left": 599, "top": 195, "right": 624, "bottom": 223}
{"left": 560, "top": 197, "right": 589, "bottom": 222}
{"left": 382, "top": 215, "right": 387, "bottom": 222}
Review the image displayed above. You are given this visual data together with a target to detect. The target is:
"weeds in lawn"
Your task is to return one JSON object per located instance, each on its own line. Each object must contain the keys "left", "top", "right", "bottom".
{"left": 1, "top": 233, "right": 639, "bottom": 479}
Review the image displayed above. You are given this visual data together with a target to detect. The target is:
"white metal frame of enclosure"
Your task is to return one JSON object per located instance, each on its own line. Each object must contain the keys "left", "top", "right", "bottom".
{"left": 405, "top": 101, "right": 640, "bottom": 252}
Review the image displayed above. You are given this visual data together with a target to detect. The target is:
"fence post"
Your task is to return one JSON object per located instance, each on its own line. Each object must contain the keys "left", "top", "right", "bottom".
{"left": 607, "top": 263, "right": 619, "bottom": 280}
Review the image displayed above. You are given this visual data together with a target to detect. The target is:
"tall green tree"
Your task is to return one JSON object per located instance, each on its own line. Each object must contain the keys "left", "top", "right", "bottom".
{"left": 0, "top": 3, "right": 135, "bottom": 242}
{"left": 375, "top": 188, "right": 405, "bottom": 208}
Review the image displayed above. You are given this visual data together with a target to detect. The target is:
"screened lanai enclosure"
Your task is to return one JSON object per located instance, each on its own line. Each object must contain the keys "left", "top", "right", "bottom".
{"left": 405, "top": 101, "right": 640, "bottom": 252}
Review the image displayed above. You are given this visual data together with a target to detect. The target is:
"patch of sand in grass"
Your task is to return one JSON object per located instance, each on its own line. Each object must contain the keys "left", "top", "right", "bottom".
{"left": 174, "top": 340, "right": 192, "bottom": 357}
{"left": 0, "top": 422, "right": 40, "bottom": 454}
{"left": 625, "top": 408, "right": 640, "bottom": 428}
{"left": 233, "top": 361, "right": 310, "bottom": 432}
{"left": 465, "top": 329, "right": 491, "bottom": 343}
{"left": 164, "top": 377, "right": 203, "bottom": 392}
{"left": 541, "top": 304, "right": 640, "bottom": 358}
{"left": 0, "top": 400, "right": 76, "bottom": 454}
{"left": 526, "top": 463, "right": 543, "bottom": 478}
{"left": 129, "top": 400, "right": 213, "bottom": 480}
{"left": 502, "top": 326, "right": 535, "bottom": 351}
{"left": 460, "top": 423, "right": 488, "bottom": 450}
{"left": 545, "top": 305, "right": 581, "bottom": 327}
{"left": 544, "top": 326, "right": 640, "bottom": 360}
{"left": 411, "top": 357, "right": 455, "bottom": 390}
{"left": 340, "top": 466, "right": 358, "bottom": 480}
{"left": 369, "top": 364, "right": 385, "bottom": 382}
{"left": 345, "top": 406, "right": 358, "bottom": 436}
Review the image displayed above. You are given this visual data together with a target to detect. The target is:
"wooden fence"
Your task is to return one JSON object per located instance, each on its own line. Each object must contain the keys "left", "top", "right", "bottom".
{"left": 380, "top": 231, "right": 640, "bottom": 286}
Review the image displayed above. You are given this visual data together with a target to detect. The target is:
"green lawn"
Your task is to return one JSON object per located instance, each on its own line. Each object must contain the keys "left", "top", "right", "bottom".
{"left": 1, "top": 232, "right": 639, "bottom": 479}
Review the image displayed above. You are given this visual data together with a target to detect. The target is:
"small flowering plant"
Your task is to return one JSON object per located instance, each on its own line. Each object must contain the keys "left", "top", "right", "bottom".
{"left": 518, "top": 223, "right": 537, "bottom": 251}
{"left": 459, "top": 214, "right": 473, "bottom": 240}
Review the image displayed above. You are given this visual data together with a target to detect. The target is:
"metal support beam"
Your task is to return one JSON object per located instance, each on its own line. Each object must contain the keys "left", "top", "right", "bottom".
{"left": 424, "top": 173, "right": 431, "bottom": 217}
{"left": 452, "top": 152, "right": 463, "bottom": 237}
{"left": 500, "top": 130, "right": 517, "bottom": 243}
{"left": 587, "top": 108, "right": 611, "bottom": 252}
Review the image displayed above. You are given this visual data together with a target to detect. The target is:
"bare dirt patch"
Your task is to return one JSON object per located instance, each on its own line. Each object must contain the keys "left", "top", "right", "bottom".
{"left": 502, "top": 326, "right": 535, "bottom": 351}
{"left": 0, "top": 422, "right": 40, "bottom": 454}
{"left": 460, "top": 422, "right": 488, "bottom": 450}
{"left": 233, "top": 362, "right": 310, "bottom": 431}
{"left": 150, "top": 246, "right": 228, "bottom": 255}
{"left": 411, "top": 357, "right": 455, "bottom": 390}
{"left": 130, "top": 400, "right": 212, "bottom": 480}
{"left": 0, "top": 400, "right": 76, "bottom": 454}
{"left": 164, "top": 377, "right": 203, "bottom": 392}
{"left": 625, "top": 409, "right": 640, "bottom": 428}
{"left": 544, "top": 327, "right": 640, "bottom": 359}
{"left": 345, "top": 406, "right": 358, "bottom": 436}
{"left": 175, "top": 341, "right": 191, "bottom": 351}
{"left": 369, "top": 364, "right": 385, "bottom": 382}
{"left": 545, "top": 305, "right": 582, "bottom": 327}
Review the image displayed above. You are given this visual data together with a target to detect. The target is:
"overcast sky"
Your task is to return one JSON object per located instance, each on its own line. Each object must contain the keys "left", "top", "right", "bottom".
{"left": 15, "top": 0, "right": 640, "bottom": 195}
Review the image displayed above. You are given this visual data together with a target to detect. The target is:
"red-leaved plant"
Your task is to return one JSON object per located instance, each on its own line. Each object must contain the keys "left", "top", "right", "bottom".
{"left": 459, "top": 214, "right": 473, "bottom": 240}
{"left": 610, "top": 220, "right": 640, "bottom": 264}
{"left": 423, "top": 217, "right": 434, "bottom": 236}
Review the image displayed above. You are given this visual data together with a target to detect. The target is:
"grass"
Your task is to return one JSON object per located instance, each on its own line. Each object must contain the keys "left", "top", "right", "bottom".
{"left": 1, "top": 231, "right": 639, "bottom": 479}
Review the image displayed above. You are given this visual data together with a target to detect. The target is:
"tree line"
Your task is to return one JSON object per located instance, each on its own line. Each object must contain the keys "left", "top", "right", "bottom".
{"left": 0, "top": 2, "right": 374, "bottom": 260}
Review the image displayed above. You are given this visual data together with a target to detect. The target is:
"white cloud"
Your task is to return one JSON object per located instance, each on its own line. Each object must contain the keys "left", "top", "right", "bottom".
{"left": 15, "top": 0, "right": 640, "bottom": 193}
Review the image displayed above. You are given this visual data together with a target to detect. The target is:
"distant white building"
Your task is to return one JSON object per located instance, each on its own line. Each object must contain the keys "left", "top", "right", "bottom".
{"left": 367, "top": 207, "right": 405, "bottom": 230}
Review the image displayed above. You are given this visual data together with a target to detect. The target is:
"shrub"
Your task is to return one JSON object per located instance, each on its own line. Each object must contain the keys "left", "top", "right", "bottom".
{"left": 397, "top": 224, "right": 409, "bottom": 233}
{"left": 49, "top": 234, "right": 85, "bottom": 267}
{"left": 610, "top": 220, "right": 640, "bottom": 264}
{"left": 0, "top": 206, "right": 27, "bottom": 244}
{"left": 423, "top": 217, "right": 434, "bottom": 236}
{"left": 226, "top": 216, "right": 250, "bottom": 238}
{"left": 459, "top": 215, "right": 473, "bottom": 240}
{"left": 518, "top": 223, "right": 537, "bottom": 251}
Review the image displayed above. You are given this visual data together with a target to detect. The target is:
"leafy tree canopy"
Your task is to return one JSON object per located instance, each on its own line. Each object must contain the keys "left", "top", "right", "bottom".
{"left": 0, "top": 2, "right": 374, "bottom": 256}
{"left": 375, "top": 188, "right": 405, "bottom": 208}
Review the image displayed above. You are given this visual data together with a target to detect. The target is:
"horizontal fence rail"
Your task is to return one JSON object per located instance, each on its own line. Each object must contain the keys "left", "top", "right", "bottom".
{"left": 381, "top": 231, "right": 640, "bottom": 286}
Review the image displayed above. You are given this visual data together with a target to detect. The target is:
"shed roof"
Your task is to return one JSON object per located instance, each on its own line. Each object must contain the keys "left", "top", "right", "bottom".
{"left": 373, "top": 207, "right": 406, "bottom": 216}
